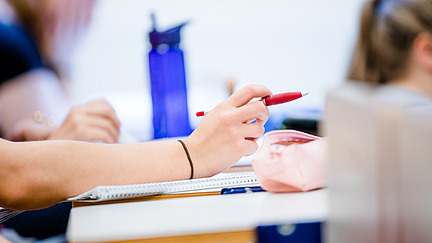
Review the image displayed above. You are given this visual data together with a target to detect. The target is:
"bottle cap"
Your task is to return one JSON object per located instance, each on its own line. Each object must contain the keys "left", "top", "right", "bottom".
{"left": 149, "top": 13, "right": 188, "bottom": 48}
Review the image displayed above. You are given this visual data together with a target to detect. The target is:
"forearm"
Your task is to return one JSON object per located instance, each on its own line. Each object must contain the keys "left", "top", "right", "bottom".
{"left": 0, "top": 139, "right": 192, "bottom": 210}
{"left": 0, "top": 84, "right": 271, "bottom": 210}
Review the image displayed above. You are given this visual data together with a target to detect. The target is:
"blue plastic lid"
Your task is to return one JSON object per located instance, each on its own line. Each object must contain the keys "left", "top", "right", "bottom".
{"left": 149, "top": 13, "right": 187, "bottom": 48}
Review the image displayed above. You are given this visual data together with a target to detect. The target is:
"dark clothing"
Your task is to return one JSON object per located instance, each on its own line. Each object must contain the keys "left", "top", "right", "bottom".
{"left": 2, "top": 202, "right": 72, "bottom": 240}
{"left": 0, "top": 22, "right": 43, "bottom": 84}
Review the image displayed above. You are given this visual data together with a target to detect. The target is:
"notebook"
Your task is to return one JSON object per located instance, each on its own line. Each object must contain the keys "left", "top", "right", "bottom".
{"left": 68, "top": 171, "right": 259, "bottom": 202}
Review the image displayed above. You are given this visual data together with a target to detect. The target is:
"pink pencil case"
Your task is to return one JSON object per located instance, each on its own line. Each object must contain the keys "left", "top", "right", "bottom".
{"left": 252, "top": 130, "right": 328, "bottom": 192}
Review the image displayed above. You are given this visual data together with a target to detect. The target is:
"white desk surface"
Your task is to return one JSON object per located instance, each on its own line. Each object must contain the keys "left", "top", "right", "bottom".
{"left": 66, "top": 189, "right": 328, "bottom": 243}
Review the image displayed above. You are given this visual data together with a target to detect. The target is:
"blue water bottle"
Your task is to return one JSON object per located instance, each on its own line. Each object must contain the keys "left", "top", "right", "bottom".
{"left": 148, "top": 14, "right": 192, "bottom": 139}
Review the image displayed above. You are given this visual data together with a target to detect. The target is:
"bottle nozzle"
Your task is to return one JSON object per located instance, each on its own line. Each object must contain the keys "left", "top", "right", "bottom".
{"left": 150, "top": 12, "right": 157, "bottom": 31}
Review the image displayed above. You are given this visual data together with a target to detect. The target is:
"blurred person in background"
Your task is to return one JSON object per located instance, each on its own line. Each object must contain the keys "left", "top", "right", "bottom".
{"left": 0, "top": 0, "right": 121, "bottom": 144}
{"left": 0, "top": 0, "right": 122, "bottom": 241}
{"left": 347, "top": 0, "right": 432, "bottom": 108}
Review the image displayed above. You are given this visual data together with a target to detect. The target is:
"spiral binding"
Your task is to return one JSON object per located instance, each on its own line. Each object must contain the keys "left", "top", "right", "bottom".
{"left": 0, "top": 208, "right": 22, "bottom": 223}
{"left": 81, "top": 172, "right": 258, "bottom": 201}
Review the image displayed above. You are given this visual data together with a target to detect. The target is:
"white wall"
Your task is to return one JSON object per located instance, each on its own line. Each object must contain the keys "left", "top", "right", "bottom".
{"left": 69, "top": 0, "right": 366, "bottom": 140}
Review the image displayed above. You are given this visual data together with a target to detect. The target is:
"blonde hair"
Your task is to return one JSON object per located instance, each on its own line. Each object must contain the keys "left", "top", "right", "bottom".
{"left": 347, "top": 0, "right": 432, "bottom": 84}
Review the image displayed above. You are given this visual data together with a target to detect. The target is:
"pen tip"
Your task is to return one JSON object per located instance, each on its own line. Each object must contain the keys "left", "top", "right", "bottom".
{"left": 302, "top": 92, "right": 310, "bottom": 96}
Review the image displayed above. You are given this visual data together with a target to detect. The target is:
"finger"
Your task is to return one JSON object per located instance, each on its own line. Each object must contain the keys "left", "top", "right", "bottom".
{"left": 82, "top": 128, "right": 117, "bottom": 144}
{"left": 80, "top": 100, "right": 121, "bottom": 128}
{"left": 242, "top": 139, "right": 260, "bottom": 156}
{"left": 226, "top": 84, "right": 272, "bottom": 108}
{"left": 86, "top": 116, "right": 120, "bottom": 140}
{"left": 239, "top": 122, "right": 266, "bottom": 140}
{"left": 235, "top": 100, "right": 269, "bottom": 124}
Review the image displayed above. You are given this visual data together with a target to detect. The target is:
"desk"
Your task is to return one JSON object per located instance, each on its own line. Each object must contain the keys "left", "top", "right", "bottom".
{"left": 66, "top": 189, "right": 327, "bottom": 242}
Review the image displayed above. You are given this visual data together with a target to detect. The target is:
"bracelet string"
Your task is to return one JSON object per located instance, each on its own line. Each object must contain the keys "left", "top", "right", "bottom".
{"left": 177, "top": 140, "right": 194, "bottom": 179}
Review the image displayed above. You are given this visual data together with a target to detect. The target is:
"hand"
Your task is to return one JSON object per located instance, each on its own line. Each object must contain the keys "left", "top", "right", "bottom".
{"left": 48, "top": 99, "right": 121, "bottom": 143}
{"left": 185, "top": 84, "right": 271, "bottom": 177}
{"left": 9, "top": 118, "right": 56, "bottom": 142}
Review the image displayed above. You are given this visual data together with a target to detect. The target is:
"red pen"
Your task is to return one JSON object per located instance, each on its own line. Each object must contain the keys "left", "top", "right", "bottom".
{"left": 196, "top": 92, "right": 309, "bottom": 117}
